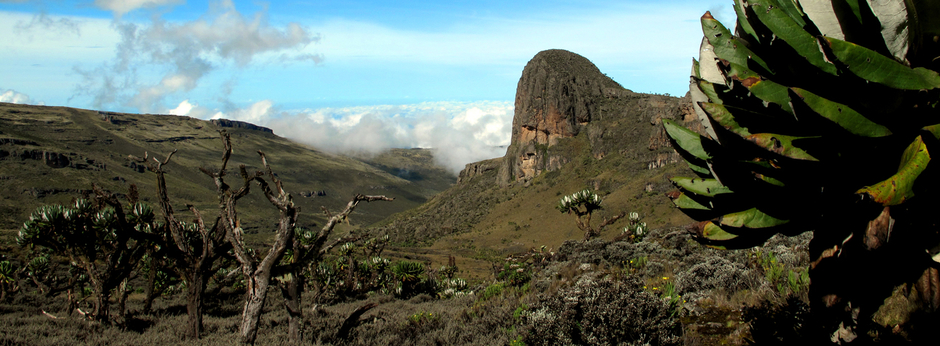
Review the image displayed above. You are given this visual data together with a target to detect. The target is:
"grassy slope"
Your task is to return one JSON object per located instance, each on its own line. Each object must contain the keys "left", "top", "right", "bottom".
{"left": 374, "top": 92, "right": 696, "bottom": 278}
{"left": 0, "top": 103, "right": 455, "bottom": 242}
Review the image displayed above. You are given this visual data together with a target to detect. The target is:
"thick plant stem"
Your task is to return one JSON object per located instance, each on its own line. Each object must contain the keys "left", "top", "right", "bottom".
{"left": 284, "top": 276, "right": 303, "bottom": 344}
{"left": 185, "top": 274, "right": 206, "bottom": 339}
{"left": 239, "top": 277, "right": 270, "bottom": 345}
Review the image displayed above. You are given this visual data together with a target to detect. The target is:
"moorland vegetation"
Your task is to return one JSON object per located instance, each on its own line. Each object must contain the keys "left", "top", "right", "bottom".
{"left": 3, "top": 0, "right": 940, "bottom": 344}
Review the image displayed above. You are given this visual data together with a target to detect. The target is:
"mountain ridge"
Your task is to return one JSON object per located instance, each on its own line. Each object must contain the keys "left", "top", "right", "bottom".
{"left": 0, "top": 103, "right": 456, "bottom": 234}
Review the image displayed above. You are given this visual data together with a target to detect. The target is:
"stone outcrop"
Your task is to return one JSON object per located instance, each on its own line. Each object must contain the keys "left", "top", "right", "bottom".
{"left": 457, "top": 157, "right": 502, "bottom": 184}
{"left": 496, "top": 49, "right": 627, "bottom": 185}
{"left": 0, "top": 138, "right": 106, "bottom": 170}
{"left": 210, "top": 119, "right": 274, "bottom": 134}
{"left": 456, "top": 49, "right": 701, "bottom": 187}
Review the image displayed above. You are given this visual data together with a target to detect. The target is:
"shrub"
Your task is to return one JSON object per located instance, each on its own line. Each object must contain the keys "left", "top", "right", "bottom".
{"left": 521, "top": 276, "right": 681, "bottom": 345}
{"left": 675, "top": 256, "right": 759, "bottom": 296}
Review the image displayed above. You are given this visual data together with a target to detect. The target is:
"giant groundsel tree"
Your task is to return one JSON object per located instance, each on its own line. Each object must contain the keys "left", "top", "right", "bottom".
{"left": 665, "top": 0, "right": 940, "bottom": 342}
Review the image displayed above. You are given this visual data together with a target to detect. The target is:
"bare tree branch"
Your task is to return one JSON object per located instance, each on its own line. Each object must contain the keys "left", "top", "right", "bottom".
{"left": 599, "top": 211, "right": 626, "bottom": 230}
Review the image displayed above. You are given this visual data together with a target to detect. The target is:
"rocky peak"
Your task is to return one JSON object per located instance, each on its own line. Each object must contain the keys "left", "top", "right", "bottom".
{"left": 497, "top": 49, "right": 627, "bottom": 185}
{"left": 511, "top": 49, "right": 624, "bottom": 146}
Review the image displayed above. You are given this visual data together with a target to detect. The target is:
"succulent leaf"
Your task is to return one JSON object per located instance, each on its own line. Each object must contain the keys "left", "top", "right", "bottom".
{"left": 671, "top": 192, "right": 712, "bottom": 211}
{"left": 702, "top": 11, "right": 770, "bottom": 73}
{"left": 824, "top": 37, "right": 940, "bottom": 90}
{"left": 857, "top": 135, "right": 931, "bottom": 205}
{"left": 719, "top": 207, "right": 790, "bottom": 229}
{"left": 701, "top": 221, "right": 738, "bottom": 241}
{"left": 700, "top": 102, "right": 753, "bottom": 137}
{"left": 745, "top": 133, "right": 819, "bottom": 160}
{"left": 671, "top": 177, "right": 734, "bottom": 197}
{"left": 790, "top": 87, "right": 892, "bottom": 137}
{"left": 663, "top": 119, "right": 712, "bottom": 160}
{"left": 749, "top": 0, "right": 838, "bottom": 75}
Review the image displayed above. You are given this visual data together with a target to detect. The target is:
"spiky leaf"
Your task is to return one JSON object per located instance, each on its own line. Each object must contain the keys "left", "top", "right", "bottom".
{"left": 702, "top": 12, "right": 770, "bottom": 72}
{"left": 720, "top": 208, "right": 789, "bottom": 228}
{"left": 672, "top": 177, "right": 733, "bottom": 197}
{"left": 745, "top": 133, "right": 819, "bottom": 161}
{"left": 672, "top": 192, "right": 711, "bottom": 210}
{"left": 749, "top": 0, "right": 838, "bottom": 75}
{"left": 702, "top": 221, "right": 738, "bottom": 241}
{"left": 857, "top": 135, "right": 931, "bottom": 205}
{"left": 663, "top": 119, "right": 711, "bottom": 160}
{"left": 824, "top": 37, "right": 940, "bottom": 90}
{"left": 791, "top": 88, "right": 892, "bottom": 137}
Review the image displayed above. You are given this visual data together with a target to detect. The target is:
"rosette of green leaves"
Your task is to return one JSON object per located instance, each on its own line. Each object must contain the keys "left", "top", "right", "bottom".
{"left": 667, "top": 0, "right": 940, "bottom": 251}
{"left": 556, "top": 189, "right": 603, "bottom": 213}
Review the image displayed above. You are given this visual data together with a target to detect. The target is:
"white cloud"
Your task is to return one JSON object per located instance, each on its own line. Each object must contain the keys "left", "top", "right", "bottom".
{"left": 212, "top": 99, "right": 274, "bottom": 124}
{"left": 208, "top": 100, "right": 513, "bottom": 174}
{"left": 0, "top": 88, "right": 40, "bottom": 104}
{"left": 73, "top": 0, "right": 320, "bottom": 113}
{"left": 13, "top": 11, "right": 81, "bottom": 36}
{"left": 168, "top": 99, "right": 193, "bottom": 115}
{"left": 94, "top": 0, "right": 183, "bottom": 19}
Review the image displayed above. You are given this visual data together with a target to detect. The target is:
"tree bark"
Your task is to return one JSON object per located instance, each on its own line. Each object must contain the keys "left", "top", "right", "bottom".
{"left": 283, "top": 275, "right": 303, "bottom": 344}
{"left": 239, "top": 276, "right": 271, "bottom": 344}
{"left": 281, "top": 237, "right": 304, "bottom": 344}
{"left": 91, "top": 282, "right": 110, "bottom": 322}
{"left": 186, "top": 273, "right": 206, "bottom": 339}
{"left": 143, "top": 266, "right": 157, "bottom": 314}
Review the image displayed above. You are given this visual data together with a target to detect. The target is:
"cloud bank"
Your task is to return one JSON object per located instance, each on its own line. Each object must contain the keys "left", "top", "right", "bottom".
{"left": 192, "top": 100, "right": 514, "bottom": 175}
{"left": 0, "top": 88, "right": 39, "bottom": 105}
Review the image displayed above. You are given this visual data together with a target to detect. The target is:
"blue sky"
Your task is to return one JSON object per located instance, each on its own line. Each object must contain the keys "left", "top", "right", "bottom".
{"left": 0, "top": 0, "right": 736, "bottom": 173}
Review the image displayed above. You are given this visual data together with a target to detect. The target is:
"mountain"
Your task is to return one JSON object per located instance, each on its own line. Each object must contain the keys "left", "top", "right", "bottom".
{"left": 375, "top": 49, "right": 704, "bottom": 268}
{"left": 0, "top": 103, "right": 456, "bottom": 236}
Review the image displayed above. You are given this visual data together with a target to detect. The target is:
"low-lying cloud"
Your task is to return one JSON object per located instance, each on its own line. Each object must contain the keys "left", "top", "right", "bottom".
{"left": 0, "top": 88, "right": 39, "bottom": 105}
{"left": 192, "top": 100, "right": 514, "bottom": 175}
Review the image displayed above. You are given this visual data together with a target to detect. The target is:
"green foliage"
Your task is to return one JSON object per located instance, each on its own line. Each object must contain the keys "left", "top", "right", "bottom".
{"left": 556, "top": 189, "right": 602, "bottom": 213}
{"left": 669, "top": 0, "right": 940, "bottom": 249}
{"left": 625, "top": 256, "right": 648, "bottom": 274}
{"left": 512, "top": 303, "right": 529, "bottom": 320}
{"left": 0, "top": 260, "right": 18, "bottom": 300}
{"left": 671, "top": 5, "right": 940, "bottom": 338}
{"left": 480, "top": 282, "right": 505, "bottom": 301}
{"left": 497, "top": 262, "right": 531, "bottom": 287}
{"left": 16, "top": 196, "right": 154, "bottom": 321}
{"left": 390, "top": 260, "right": 428, "bottom": 298}
{"left": 406, "top": 311, "right": 439, "bottom": 326}
{"left": 753, "top": 249, "right": 809, "bottom": 297}
{"left": 621, "top": 212, "right": 648, "bottom": 243}
{"left": 556, "top": 189, "right": 608, "bottom": 239}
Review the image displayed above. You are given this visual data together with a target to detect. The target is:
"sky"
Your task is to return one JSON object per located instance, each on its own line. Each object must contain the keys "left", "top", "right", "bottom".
{"left": 0, "top": 0, "right": 737, "bottom": 174}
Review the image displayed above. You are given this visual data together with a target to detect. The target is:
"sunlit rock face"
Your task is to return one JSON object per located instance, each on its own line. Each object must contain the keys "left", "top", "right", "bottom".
{"left": 456, "top": 49, "right": 699, "bottom": 187}
{"left": 498, "top": 49, "right": 622, "bottom": 185}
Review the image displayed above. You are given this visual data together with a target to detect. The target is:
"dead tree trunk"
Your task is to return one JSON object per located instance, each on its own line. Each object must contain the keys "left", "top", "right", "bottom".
{"left": 280, "top": 264, "right": 303, "bottom": 343}
{"left": 185, "top": 272, "right": 206, "bottom": 338}
{"left": 226, "top": 150, "right": 297, "bottom": 345}
{"left": 278, "top": 194, "right": 394, "bottom": 344}
{"left": 131, "top": 144, "right": 231, "bottom": 339}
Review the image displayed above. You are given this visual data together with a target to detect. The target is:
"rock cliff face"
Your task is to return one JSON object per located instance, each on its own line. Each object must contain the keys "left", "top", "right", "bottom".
{"left": 496, "top": 49, "right": 627, "bottom": 185}
{"left": 384, "top": 49, "right": 706, "bottom": 246}
{"left": 456, "top": 157, "right": 501, "bottom": 184}
{"left": 210, "top": 119, "right": 274, "bottom": 134}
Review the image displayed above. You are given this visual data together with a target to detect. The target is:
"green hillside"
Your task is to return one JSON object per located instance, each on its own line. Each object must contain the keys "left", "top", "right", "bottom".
{"left": 0, "top": 103, "right": 456, "bottom": 238}
{"left": 373, "top": 91, "right": 698, "bottom": 276}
